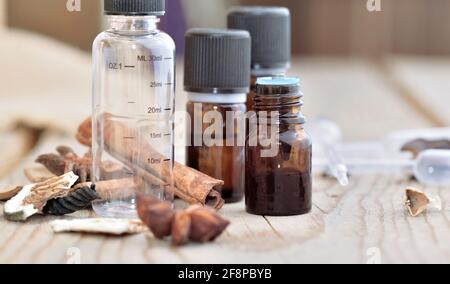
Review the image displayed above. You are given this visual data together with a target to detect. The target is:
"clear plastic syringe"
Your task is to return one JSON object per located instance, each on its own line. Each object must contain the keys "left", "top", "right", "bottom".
{"left": 315, "top": 149, "right": 450, "bottom": 186}
{"left": 309, "top": 119, "right": 349, "bottom": 186}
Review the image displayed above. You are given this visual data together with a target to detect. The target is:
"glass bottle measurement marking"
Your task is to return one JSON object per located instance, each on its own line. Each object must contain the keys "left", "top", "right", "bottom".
{"left": 147, "top": 107, "right": 172, "bottom": 114}
{"left": 137, "top": 55, "right": 173, "bottom": 62}
{"left": 148, "top": 157, "right": 172, "bottom": 164}
{"left": 150, "top": 81, "right": 163, "bottom": 88}
{"left": 150, "top": 132, "right": 162, "bottom": 139}
{"left": 108, "top": 54, "right": 172, "bottom": 70}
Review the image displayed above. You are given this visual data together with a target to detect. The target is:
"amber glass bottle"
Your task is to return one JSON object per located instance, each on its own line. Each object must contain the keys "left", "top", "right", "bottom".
{"left": 184, "top": 29, "right": 251, "bottom": 203}
{"left": 228, "top": 6, "right": 291, "bottom": 112}
{"left": 245, "top": 77, "right": 312, "bottom": 216}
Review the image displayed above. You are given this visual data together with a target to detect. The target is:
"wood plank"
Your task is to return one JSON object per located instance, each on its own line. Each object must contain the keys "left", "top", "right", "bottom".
{"left": 0, "top": 128, "right": 36, "bottom": 179}
{"left": 0, "top": 30, "right": 91, "bottom": 134}
{"left": 291, "top": 57, "right": 430, "bottom": 140}
{"left": 386, "top": 56, "right": 450, "bottom": 126}
{"left": 1, "top": 145, "right": 448, "bottom": 263}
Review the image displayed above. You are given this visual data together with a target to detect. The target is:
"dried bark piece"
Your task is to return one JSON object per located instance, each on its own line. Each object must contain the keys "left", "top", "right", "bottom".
{"left": 44, "top": 185, "right": 100, "bottom": 216}
{"left": 187, "top": 205, "right": 230, "bottom": 243}
{"left": 24, "top": 167, "right": 56, "bottom": 183}
{"left": 401, "top": 139, "right": 450, "bottom": 158}
{"left": 78, "top": 115, "right": 225, "bottom": 209}
{"left": 3, "top": 172, "right": 79, "bottom": 222}
{"left": 172, "top": 212, "right": 191, "bottom": 246}
{"left": 56, "top": 145, "right": 77, "bottom": 157}
{"left": 35, "top": 154, "right": 66, "bottom": 176}
{"left": 404, "top": 187, "right": 442, "bottom": 217}
{"left": 36, "top": 147, "right": 129, "bottom": 184}
{"left": 50, "top": 219, "right": 147, "bottom": 235}
{"left": 173, "top": 164, "right": 225, "bottom": 209}
{"left": 0, "top": 186, "right": 22, "bottom": 201}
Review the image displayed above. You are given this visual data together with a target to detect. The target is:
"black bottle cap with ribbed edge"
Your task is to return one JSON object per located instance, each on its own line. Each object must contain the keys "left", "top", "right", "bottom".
{"left": 228, "top": 6, "right": 291, "bottom": 70}
{"left": 184, "top": 28, "right": 251, "bottom": 94}
{"left": 104, "top": 0, "right": 165, "bottom": 16}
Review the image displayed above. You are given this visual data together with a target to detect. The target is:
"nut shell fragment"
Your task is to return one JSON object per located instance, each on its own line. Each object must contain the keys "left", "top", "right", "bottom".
{"left": 188, "top": 206, "right": 230, "bottom": 243}
{"left": 405, "top": 187, "right": 430, "bottom": 217}
{"left": 172, "top": 212, "right": 192, "bottom": 246}
{"left": 137, "top": 196, "right": 175, "bottom": 239}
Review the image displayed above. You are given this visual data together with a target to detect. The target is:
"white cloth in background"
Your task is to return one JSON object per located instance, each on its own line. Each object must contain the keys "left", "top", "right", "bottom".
{"left": 0, "top": 29, "right": 91, "bottom": 134}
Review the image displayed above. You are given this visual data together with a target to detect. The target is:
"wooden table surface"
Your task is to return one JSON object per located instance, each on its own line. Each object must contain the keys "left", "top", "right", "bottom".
{"left": 1, "top": 32, "right": 450, "bottom": 264}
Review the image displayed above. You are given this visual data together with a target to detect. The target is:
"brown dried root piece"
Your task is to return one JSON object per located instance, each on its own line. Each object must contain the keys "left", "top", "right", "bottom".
{"left": 137, "top": 196, "right": 230, "bottom": 246}
{"left": 3, "top": 172, "right": 79, "bottom": 222}
{"left": 36, "top": 146, "right": 129, "bottom": 183}
{"left": 76, "top": 117, "right": 92, "bottom": 147}
{"left": 404, "top": 187, "right": 442, "bottom": 217}
{"left": 0, "top": 186, "right": 22, "bottom": 201}
{"left": 401, "top": 139, "right": 450, "bottom": 158}
{"left": 50, "top": 219, "right": 147, "bottom": 235}
{"left": 77, "top": 115, "right": 225, "bottom": 209}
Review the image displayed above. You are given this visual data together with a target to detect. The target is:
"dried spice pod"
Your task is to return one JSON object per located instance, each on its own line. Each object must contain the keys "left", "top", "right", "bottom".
{"left": 137, "top": 196, "right": 230, "bottom": 245}
{"left": 137, "top": 196, "right": 175, "bottom": 239}
{"left": 188, "top": 205, "right": 230, "bottom": 243}
{"left": 401, "top": 139, "right": 450, "bottom": 158}
{"left": 172, "top": 211, "right": 191, "bottom": 246}
{"left": 44, "top": 184, "right": 100, "bottom": 216}
{"left": 404, "top": 187, "right": 442, "bottom": 217}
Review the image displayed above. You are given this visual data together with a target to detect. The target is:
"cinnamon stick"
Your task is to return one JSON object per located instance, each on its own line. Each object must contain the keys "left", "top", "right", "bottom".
{"left": 74, "top": 178, "right": 137, "bottom": 201}
{"left": 77, "top": 115, "right": 225, "bottom": 209}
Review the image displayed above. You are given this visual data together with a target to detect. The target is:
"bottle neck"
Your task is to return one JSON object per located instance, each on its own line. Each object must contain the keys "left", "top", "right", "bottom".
{"left": 251, "top": 66, "right": 289, "bottom": 78}
{"left": 107, "top": 15, "right": 160, "bottom": 33}
{"left": 254, "top": 90, "right": 305, "bottom": 126}
{"left": 187, "top": 92, "right": 247, "bottom": 104}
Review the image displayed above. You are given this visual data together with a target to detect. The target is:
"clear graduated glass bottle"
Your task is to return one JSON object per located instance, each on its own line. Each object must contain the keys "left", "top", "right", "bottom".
{"left": 92, "top": 2, "right": 176, "bottom": 218}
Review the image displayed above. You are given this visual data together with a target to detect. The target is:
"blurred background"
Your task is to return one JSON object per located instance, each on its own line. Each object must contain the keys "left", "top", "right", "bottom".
{"left": 1, "top": 0, "right": 450, "bottom": 178}
{"left": 4, "top": 0, "right": 450, "bottom": 55}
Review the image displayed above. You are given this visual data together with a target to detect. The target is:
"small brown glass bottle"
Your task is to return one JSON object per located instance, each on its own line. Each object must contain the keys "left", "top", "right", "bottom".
{"left": 184, "top": 29, "right": 251, "bottom": 203}
{"left": 245, "top": 77, "right": 312, "bottom": 216}
{"left": 228, "top": 7, "right": 291, "bottom": 112}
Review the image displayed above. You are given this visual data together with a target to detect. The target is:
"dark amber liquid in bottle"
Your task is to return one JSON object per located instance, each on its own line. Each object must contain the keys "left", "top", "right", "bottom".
{"left": 245, "top": 79, "right": 312, "bottom": 216}
{"left": 246, "top": 139, "right": 312, "bottom": 216}
{"left": 187, "top": 101, "right": 246, "bottom": 203}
